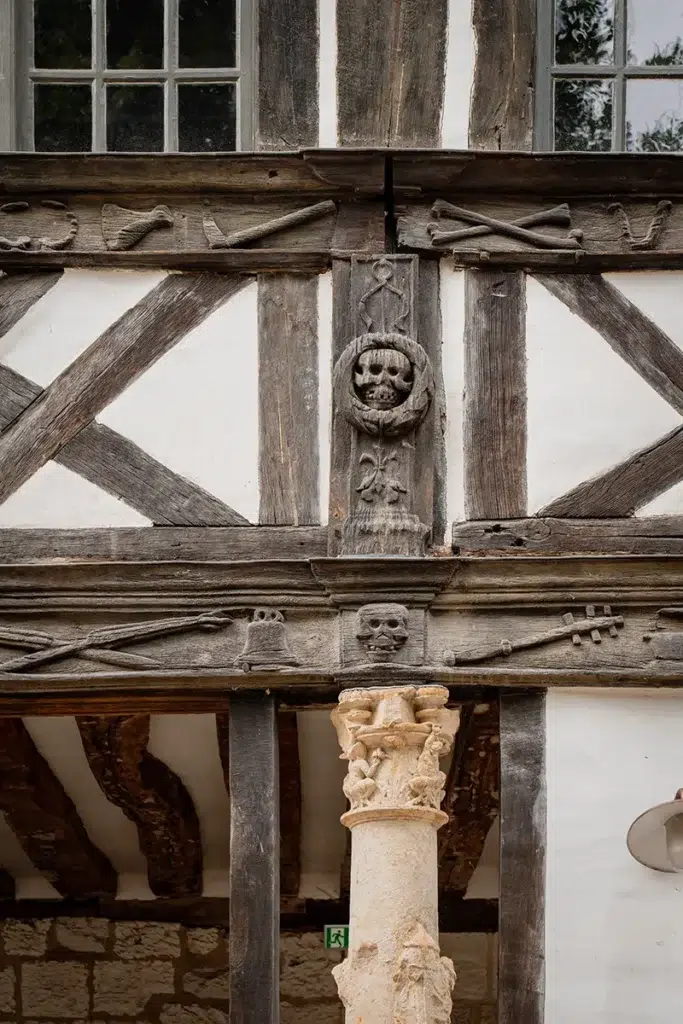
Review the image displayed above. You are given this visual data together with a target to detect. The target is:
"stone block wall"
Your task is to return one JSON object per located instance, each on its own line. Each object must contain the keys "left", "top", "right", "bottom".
{"left": 0, "top": 919, "right": 497, "bottom": 1023}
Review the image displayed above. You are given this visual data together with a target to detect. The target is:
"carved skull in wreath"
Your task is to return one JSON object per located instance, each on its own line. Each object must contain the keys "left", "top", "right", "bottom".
{"left": 334, "top": 332, "right": 434, "bottom": 437}
{"left": 356, "top": 602, "right": 409, "bottom": 661}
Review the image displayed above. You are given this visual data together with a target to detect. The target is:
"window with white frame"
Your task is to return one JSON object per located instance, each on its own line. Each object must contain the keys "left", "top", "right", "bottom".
{"left": 0, "top": 0, "right": 253, "bottom": 151}
{"left": 535, "top": 0, "right": 683, "bottom": 150}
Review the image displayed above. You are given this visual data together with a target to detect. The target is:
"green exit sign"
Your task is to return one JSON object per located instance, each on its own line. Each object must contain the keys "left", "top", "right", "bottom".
{"left": 324, "top": 925, "right": 349, "bottom": 949}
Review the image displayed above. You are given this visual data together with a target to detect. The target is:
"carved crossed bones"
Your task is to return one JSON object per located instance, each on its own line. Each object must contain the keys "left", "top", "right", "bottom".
{"left": 428, "top": 199, "right": 584, "bottom": 250}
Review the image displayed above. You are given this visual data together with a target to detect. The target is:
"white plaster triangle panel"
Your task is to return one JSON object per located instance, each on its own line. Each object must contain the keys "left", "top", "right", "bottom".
{"left": 604, "top": 271, "right": 683, "bottom": 352}
{"left": 23, "top": 717, "right": 155, "bottom": 900}
{"left": 441, "top": 265, "right": 465, "bottom": 524}
{"left": 98, "top": 281, "right": 260, "bottom": 524}
{"left": 0, "top": 269, "right": 167, "bottom": 387}
{"left": 638, "top": 480, "right": 683, "bottom": 516}
{"left": 441, "top": 0, "right": 475, "bottom": 148}
{"left": 147, "top": 714, "right": 231, "bottom": 898}
{"left": 0, "top": 812, "right": 61, "bottom": 899}
{"left": 526, "top": 276, "right": 682, "bottom": 514}
{"left": 0, "top": 461, "right": 150, "bottom": 527}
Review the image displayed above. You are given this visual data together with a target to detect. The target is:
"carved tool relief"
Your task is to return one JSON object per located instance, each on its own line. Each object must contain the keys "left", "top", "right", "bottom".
{"left": 0, "top": 200, "right": 78, "bottom": 251}
{"left": 608, "top": 200, "right": 672, "bottom": 251}
{"left": 202, "top": 199, "right": 336, "bottom": 249}
{"left": 101, "top": 203, "right": 174, "bottom": 250}
{"left": 643, "top": 607, "right": 683, "bottom": 661}
{"left": 235, "top": 608, "right": 299, "bottom": 671}
{"left": 333, "top": 255, "right": 435, "bottom": 555}
{"left": 0, "top": 610, "right": 232, "bottom": 673}
{"left": 443, "top": 604, "right": 623, "bottom": 666}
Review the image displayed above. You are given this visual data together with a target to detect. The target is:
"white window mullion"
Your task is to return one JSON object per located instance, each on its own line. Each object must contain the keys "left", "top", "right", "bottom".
{"left": 164, "top": 0, "right": 178, "bottom": 151}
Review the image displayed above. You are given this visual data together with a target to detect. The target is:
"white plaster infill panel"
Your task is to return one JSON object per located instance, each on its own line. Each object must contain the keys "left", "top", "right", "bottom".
{"left": 318, "top": 271, "right": 333, "bottom": 525}
{"left": 298, "top": 709, "right": 347, "bottom": 899}
{"left": 442, "top": 0, "right": 475, "bottom": 148}
{"left": 99, "top": 280, "right": 260, "bottom": 524}
{"left": 546, "top": 689, "right": 683, "bottom": 1024}
{"left": 22, "top": 716, "right": 154, "bottom": 900}
{"left": 526, "top": 276, "right": 682, "bottom": 514}
{"left": 318, "top": 0, "right": 338, "bottom": 147}
{"left": 440, "top": 265, "right": 465, "bottom": 525}
{"left": 0, "top": 269, "right": 166, "bottom": 387}
{"left": 147, "top": 714, "right": 231, "bottom": 898}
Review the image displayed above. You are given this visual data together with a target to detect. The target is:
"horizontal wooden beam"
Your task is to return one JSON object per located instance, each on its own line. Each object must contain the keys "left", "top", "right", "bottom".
{"left": 0, "top": 249, "right": 333, "bottom": 273}
{"left": 453, "top": 516, "right": 683, "bottom": 555}
{"left": 0, "top": 526, "right": 328, "bottom": 563}
{"left": 0, "top": 895, "right": 498, "bottom": 932}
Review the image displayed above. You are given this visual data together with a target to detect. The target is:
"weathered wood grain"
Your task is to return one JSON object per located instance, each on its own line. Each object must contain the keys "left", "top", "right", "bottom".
{"left": 537, "top": 274, "right": 683, "bottom": 418}
{"left": 0, "top": 526, "right": 327, "bottom": 563}
{"left": 257, "top": 0, "right": 318, "bottom": 150}
{"left": 470, "top": 0, "right": 536, "bottom": 150}
{"left": 0, "top": 250, "right": 332, "bottom": 274}
{"left": 328, "top": 258, "right": 353, "bottom": 552}
{"left": 453, "top": 515, "right": 683, "bottom": 554}
{"left": 258, "top": 275, "right": 319, "bottom": 525}
{"left": 228, "top": 694, "right": 280, "bottom": 1024}
{"left": 0, "top": 364, "right": 249, "bottom": 526}
{"left": 438, "top": 702, "right": 500, "bottom": 893}
{"left": 0, "top": 718, "right": 117, "bottom": 896}
{"left": 0, "top": 273, "right": 246, "bottom": 507}
{"left": 541, "top": 423, "right": 683, "bottom": 518}
{"left": 417, "top": 258, "right": 447, "bottom": 543}
{"left": 464, "top": 270, "right": 527, "bottom": 518}
{"left": 279, "top": 710, "right": 302, "bottom": 897}
{"left": 78, "top": 715, "right": 203, "bottom": 898}
{"left": 499, "top": 692, "right": 545, "bottom": 1024}
{"left": 337, "top": 0, "right": 448, "bottom": 145}
{"left": 0, "top": 271, "right": 61, "bottom": 336}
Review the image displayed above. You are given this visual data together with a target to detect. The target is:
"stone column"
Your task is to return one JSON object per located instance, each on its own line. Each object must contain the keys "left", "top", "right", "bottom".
{"left": 331, "top": 685, "right": 459, "bottom": 1024}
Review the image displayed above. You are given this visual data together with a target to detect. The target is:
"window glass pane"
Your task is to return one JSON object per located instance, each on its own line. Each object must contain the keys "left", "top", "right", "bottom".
{"left": 107, "top": 85, "right": 164, "bottom": 150}
{"left": 554, "top": 79, "right": 613, "bottom": 149}
{"left": 628, "top": 1, "right": 683, "bottom": 65}
{"left": 627, "top": 79, "right": 683, "bottom": 150}
{"left": 179, "top": 0, "right": 237, "bottom": 67}
{"left": 107, "top": 0, "right": 164, "bottom": 69}
{"left": 555, "top": 0, "right": 614, "bottom": 65}
{"left": 178, "top": 84, "right": 237, "bottom": 150}
{"left": 34, "top": 0, "right": 91, "bottom": 69}
{"left": 34, "top": 84, "right": 92, "bottom": 150}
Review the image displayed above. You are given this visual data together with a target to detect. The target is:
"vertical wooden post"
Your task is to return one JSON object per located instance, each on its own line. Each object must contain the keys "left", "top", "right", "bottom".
{"left": 499, "top": 691, "right": 546, "bottom": 1024}
{"left": 229, "top": 694, "right": 280, "bottom": 1024}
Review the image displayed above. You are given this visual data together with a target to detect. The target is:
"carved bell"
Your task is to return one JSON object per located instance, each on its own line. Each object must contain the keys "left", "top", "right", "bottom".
{"left": 236, "top": 608, "right": 299, "bottom": 671}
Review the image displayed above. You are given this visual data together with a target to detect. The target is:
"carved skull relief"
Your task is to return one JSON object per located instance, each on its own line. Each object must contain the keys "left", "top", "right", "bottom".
{"left": 353, "top": 348, "right": 414, "bottom": 410}
{"left": 356, "top": 602, "right": 409, "bottom": 660}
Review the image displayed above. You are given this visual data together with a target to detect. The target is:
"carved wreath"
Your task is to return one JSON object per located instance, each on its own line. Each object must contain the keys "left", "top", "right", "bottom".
{"left": 333, "top": 331, "right": 434, "bottom": 437}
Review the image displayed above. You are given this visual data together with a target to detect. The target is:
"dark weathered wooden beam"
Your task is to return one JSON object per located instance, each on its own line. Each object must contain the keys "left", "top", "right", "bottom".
{"left": 0, "top": 271, "right": 62, "bottom": 335}
{"left": 499, "top": 692, "right": 545, "bottom": 1024}
{"left": 453, "top": 516, "right": 683, "bottom": 554}
{"left": 279, "top": 711, "right": 302, "bottom": 897}
{"left": 0, "top": 526, "right": 327, "bottom": 563}
{"left": 337, "top": 0, "right": 448, "bottom": 145}
{"left": 536, "top": 274, "right": 683, "bottom": 418}
{"left": 464, "top": 270, "right": 527, "bottom": 518}
{"left": 470, "top": 0, "right": 536, "bottom": 150}
{"left": 540, "top": 422, "right": 683, "bottom": 518}
{"left": 78, "top": 715, "right": 203, "bottom": 898}
{"left": 0, "top": 894, "right": 498, "bottom": 932}
{"left": 228, "top": 694, "right": 280, "bottom": 1024}
{"left": 0, "top": 273, "right": 247, "bottom": 508}
{"left": 257, "top": 0, "right": 318, "bottom": 150}
{"left": 0, "top": 249, "right": 333, "bottom": 274}
{"left": 0, "top": 718, "right": 117, "bottom": 897}
{"left": 258, "top": 275, "right": 320, "bottom": 525}
{"left": 0, "top": 869, "right": 15, "bottom": 899}
{"left": 439, "top": 702, "right": 500, "bottom": 893}
{"left": 0, "top": 365, "right": 249, "bottom": 526}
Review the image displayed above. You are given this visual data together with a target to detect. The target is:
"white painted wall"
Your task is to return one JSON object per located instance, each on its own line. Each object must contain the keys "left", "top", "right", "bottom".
{"left": 546, "top": 689, "right": 683, "bottom": 1024}
{"left": 318, "top": 0, "right": 337, "bottom": 147}
{"left": 442, "top": 0, "right": 475, "bottom": 148}
{"left": 441, "top": 264, "right": 465, "bottom": 524}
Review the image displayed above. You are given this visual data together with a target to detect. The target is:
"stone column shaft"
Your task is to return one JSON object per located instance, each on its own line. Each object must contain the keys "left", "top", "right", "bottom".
{"left": 331, "top": 685, "right": 459, "bottom": 1024}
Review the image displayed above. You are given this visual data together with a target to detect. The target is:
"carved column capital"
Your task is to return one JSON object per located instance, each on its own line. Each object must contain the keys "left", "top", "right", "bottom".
{"left": 332, "top": 684, "right": 459, "bottom": 828}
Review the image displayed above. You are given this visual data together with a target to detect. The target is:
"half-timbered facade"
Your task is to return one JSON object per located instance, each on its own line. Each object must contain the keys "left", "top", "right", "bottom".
{"left": 0, "top": 2, "right": 683, "bottom": 1024}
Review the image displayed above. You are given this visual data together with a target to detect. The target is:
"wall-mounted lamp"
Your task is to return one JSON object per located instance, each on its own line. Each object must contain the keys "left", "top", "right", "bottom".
{"left": 627, "top": 790, "right": 683, "bottom": 871}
